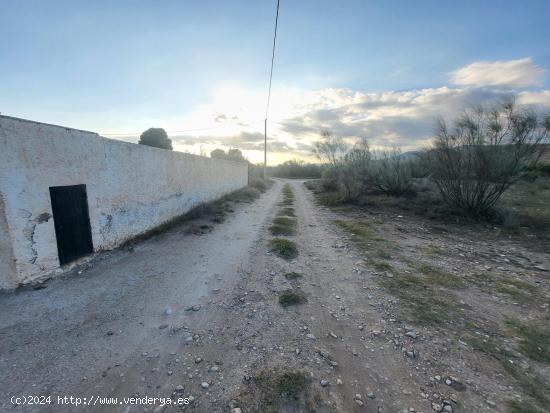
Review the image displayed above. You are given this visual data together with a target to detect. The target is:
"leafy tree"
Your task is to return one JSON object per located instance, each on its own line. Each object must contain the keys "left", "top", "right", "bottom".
{"left": 226, "top": 148, "right": 247, "bottom": 163}
{"left": 210, "top": 148, "right": 226, "bottom": 159}
{"left": 210, "top": 148, "right": 248, "bottom": 163}
{"left": 138, "top": 128, "right": 173, "bottom": 150}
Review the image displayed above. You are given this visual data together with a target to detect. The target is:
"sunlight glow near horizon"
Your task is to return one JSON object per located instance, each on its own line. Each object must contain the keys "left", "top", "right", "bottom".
{"left": 2, "top": 1, "right": 550, "bottom": 165}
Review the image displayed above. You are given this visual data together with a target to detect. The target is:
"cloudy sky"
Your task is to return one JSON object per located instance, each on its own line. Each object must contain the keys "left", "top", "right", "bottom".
{"left": 1, "top": 1, "right": 550, "bottom": 164}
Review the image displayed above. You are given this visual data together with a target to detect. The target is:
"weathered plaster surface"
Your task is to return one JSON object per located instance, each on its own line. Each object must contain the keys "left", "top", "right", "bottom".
{"left": 0, "top": 115, "right": 248, "bottom": 288}
{"left": 0, "top": 193, "right": 18, "bottom": 289}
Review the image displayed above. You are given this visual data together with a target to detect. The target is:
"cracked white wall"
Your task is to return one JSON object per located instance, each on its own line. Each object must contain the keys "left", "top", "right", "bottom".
{"left": 0, "top": 116, "right": 248, "bottom": 289}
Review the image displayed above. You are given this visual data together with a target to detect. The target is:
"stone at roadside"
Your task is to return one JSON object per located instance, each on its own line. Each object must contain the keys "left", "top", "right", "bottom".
{"left": 201, "top": 382, "right": 209, "bottom": 389}
{"left": 320, "top": 379, "right": 329, "bottom": 387}
{"left": 432, "top": 403, "right": 443, "bottom": 412}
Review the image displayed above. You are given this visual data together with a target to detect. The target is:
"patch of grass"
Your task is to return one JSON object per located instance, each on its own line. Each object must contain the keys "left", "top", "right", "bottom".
{"left": 269, "top": 238, "right": 298, "bottom": 260}
{"left": 333, "top": 219, "right": 388, "bottom": 251}
{"left": 249, "top": 177, "right": 271, "bottom": 192}
{"left": 376, "top": 249, "right": 392, "bottom": 259}
{"left": 380, "top": 272, "right": 454, "bottom": 326}
{"left": 468, "top": 334, "right": 550, "bottom": 410}
{"left": 242, "top": 368, "right": 320, "bottom": 413}
{"left": 279, "top": 289, "right": 307, "bottom": 307}
{"left": 372, "top": 260, "right": 393, "bottom": 272}
{"left": 334, "top": 219, "right": 371, "bottom": 237}
{"left": 498, "top": 284, "right": 528, "bottom": 300}
{"left": 506, "top": 320, "right": 550, "bottom": 363}
{"left": 504, "top": 364, "right": 550, "bottom": 411}
{"left": 380, "top": 273, "right": 426, "bottom": 291}
{"left": 464, "top": 320, "right": 477, "bottom": 330}
{"left": 468, "top": 335, "right": 516, "bottom": 362}
{"left": 282, "top": 183, "right": 294, "bottom": 195}
{"left": 412, "top": 300, "right": 451, "bottom": 325}
{"left": 284, "top": 272, "right": 302, "bottom": 280}
{"left": 281, "top": 184, "right": 295, "bottom": 206}
{"left": 417, "top": 263, "right": 464, "bottom": 288}
{"left": 508, "top": 400, "right": 548, "bottom": 413}
{"left": 121, "top": 187, "right": 262, "bottom": 247}
{"left": 467, "top": 271, "right": 497, "bottom": 286}
{"left": 500, "top": 176, "right": 550, "bottom": 237}
{"left": 419, "top": 244, "right": 443, "bottom": 255}
{"left": 273, "top": 217, "right": 296, "bottom": 227}
{"left": 277, "top": 207, "right": 296, "bottom": 217}
{"left": 269, "top": 224, "right": 296, "bottom": 236}
{"left": 505, "top": 278, "right": 536, "bottom": 291}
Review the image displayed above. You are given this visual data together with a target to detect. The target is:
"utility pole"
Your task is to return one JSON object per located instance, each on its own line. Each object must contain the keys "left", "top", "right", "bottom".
{"left": 264, "top": 0, "right": 279, "bottom": 180}
{"left": 264, "top": 118, "right": 267, "bottom": 178}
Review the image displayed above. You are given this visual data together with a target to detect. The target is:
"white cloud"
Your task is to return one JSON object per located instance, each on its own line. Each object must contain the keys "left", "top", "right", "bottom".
{"left": 111, "top": 59, "right": 549, "bottom": 165}
{"left": 450, "top": 57, "right": 545, "bottom": 88}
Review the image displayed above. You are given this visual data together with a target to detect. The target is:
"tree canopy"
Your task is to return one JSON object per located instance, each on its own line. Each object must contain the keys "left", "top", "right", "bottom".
{"left": 138, "top": 128, "right": 173, "bottom": 150}
{"left": 210, "top": 148, "right": 248, "bottom": 163}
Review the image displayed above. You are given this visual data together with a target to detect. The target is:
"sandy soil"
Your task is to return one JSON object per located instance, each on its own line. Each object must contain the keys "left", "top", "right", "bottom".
{"left": 1, "top": 179, "right": 548, "bottom": 413}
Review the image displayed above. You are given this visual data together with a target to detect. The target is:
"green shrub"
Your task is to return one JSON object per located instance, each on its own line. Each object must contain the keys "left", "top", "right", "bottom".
{"left": 279, "top": 289, "right": 307, "bottom": 306}
{"left": 423, "top": 100, "right": 550, "bottom": 216}
{"left": 249, "top": 177, "right": 268, "bottom": 192}
{"left": 371, "top": 148, "right": 416, "bottom": 197}
{"left": 269, "top": 238, "right": 298, "bottom": 259}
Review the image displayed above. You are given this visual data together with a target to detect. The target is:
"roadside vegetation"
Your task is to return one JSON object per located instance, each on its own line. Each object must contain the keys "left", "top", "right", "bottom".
{"left": 307, "top": 99, "right": 550, "bottom": 237}
{"left": 122, "top": 178, "right": 272, "bottom": 246}
{"left": 268, "top": 159, "right": 323, "bottom": 179}
{"left": 279, "top": 289, "right": 307, "bottom": 307}
{"left": 303, "top": 98, "right": 550, "bottom": 412}
{"left": 334, "top": 211, "right": 550, "bottom": 411}
{"left": 237, "top": 368, "right": 320, "bottom": 413}
{"left": 269, "top": 184, "right": 299, "bottom": 260}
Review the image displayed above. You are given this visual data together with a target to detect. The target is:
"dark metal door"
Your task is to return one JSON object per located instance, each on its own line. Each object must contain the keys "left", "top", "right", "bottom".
{"left": 49, "top": 184, "right": 94, "bottom": 265}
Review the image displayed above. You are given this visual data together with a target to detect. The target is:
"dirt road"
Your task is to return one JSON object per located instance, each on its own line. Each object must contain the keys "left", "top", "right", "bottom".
{"left": 1, "top": 179, "right": 547, "bottom": 412}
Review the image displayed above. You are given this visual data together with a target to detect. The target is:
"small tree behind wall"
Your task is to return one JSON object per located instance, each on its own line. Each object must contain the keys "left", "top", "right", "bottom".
{"left": 138, "top": 128, "right": 173, "bottom": 150}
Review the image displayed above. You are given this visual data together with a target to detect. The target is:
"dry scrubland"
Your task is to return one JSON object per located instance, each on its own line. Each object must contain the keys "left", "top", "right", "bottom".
{"left": 304, "top": 164, "right": 550, "bottom": 412}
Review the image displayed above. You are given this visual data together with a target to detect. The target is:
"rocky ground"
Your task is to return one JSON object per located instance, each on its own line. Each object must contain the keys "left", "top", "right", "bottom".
{"left": 0, "top": 179, "right": 548, "bottom": 413}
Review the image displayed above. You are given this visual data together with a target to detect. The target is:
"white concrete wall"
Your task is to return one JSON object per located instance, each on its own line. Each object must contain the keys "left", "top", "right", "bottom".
{"left": 0, "top": 116, "right": 248, "bottom": 289}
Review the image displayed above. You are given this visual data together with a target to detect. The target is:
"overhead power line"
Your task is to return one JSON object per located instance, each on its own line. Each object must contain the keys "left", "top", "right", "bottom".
{"left": 266, "top": 0, "right": 280, "bottom": 120}
{"left": 264, "top": 0, "right": 280, "bottom": 176}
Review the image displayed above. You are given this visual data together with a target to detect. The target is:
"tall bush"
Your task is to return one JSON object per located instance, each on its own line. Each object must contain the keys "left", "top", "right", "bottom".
{"left": 424, "top": 99, "right": 550, "bottom": 216}
{"left": 372, "top": 148, "right": 415, "bottom": 196}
